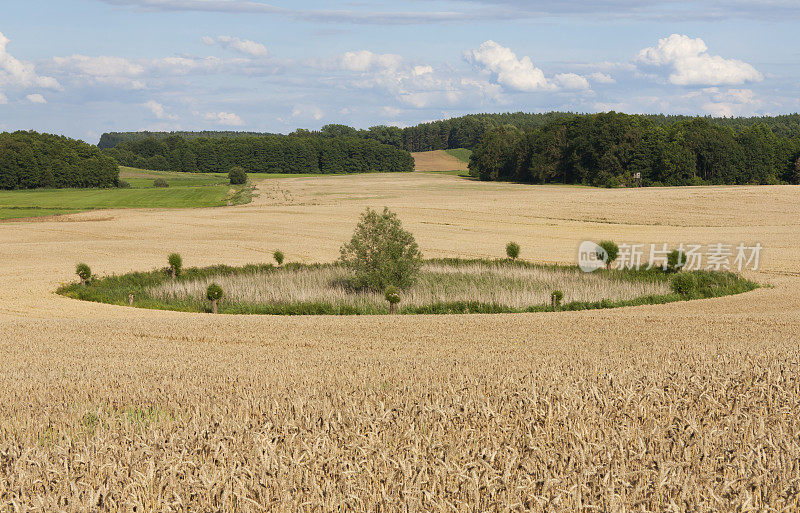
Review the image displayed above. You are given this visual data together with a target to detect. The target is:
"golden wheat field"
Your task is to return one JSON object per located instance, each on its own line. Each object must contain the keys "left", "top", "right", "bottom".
{"left": 2, "top": 172, "right": 800, "bottom": 511}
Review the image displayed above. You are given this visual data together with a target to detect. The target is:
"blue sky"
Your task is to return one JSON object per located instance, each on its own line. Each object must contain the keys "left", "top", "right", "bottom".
{"left": 0, "top": 0, "right": 798, "bottom": 142}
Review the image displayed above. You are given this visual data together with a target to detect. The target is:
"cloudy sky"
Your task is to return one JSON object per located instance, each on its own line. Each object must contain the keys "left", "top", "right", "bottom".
{"left": 1, "top": 1, "right": 798, "bottom": 142}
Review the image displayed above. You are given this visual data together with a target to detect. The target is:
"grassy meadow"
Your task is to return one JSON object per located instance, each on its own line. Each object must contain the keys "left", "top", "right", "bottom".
{"left": 0, "top": 167, "right": 249, "bottom": 220}
{"left": 444, "top": 148, "right": 473, "bottom": 163}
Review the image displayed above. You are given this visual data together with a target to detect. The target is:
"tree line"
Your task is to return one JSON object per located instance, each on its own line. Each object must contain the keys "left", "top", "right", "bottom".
{"left": 0, "top": 131, "right": 119, "bottom": 190}
{"left": 97, "top": 130, "right": 278, "bottom": 149}
{"left": 468, "top": 112, "right": 800, "bottom": 187}
{"left": 103, "top": 134, "right": 415, "bottom": 174}
{"left": 98, "top": 112, "right": 800, "bottom": 154}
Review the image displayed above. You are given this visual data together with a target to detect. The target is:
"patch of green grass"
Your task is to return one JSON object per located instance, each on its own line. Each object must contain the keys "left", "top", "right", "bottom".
{"left": 444, "top": 148, "right": 473, "bottom": 163}
{"left": 120, "top": 167, "right": 228, "bottom": 188}
{"left": 0, "top": 186, "right": 231, "bottom": 211}
{"left": 425, "top": 169, "right": 473, "bottom": 177}
{"left": 0, "top": 207, "right": 82, "bottom": 220}
{"left": 0, "top": 167, "right": 256, "bottom": 221}
{"left": 58, "top": 259, "right": 758, "bottom": 316}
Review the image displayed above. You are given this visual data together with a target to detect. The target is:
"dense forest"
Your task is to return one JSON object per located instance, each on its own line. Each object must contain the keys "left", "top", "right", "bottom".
{"left": 468, "top": 112, "right": 800, "bottom": 187}
{"left": 98, "top": 112, "right": 800, "bottom": 153}
{"left": 0, "top": 131, "right": 119, "bottom": 190}
{"left": 98, "top": 130, "right": 277, "bottom": 149}
{"left": 104, "top": 135, "right": 415, "bottom": 174}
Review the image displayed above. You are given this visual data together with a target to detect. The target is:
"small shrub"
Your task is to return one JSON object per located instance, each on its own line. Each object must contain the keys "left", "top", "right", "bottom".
{"left": 76, "top": 263, "right": 92, "bottom": 286}
{"left": 273, "top": 250, "right": 285, "bottom": 266}
{"left": 597, "top": 241, "right": 619, "bottom": 270}
{"left": 153, "top": 178, "right": 169, "bottom": 188}
{"left": 551, "top": 290, "right": 564, "bottom": 309}
{"left": 229, "top": 166, "right": 247, "bottom": 185}
{"left": 168, "top": 253, "right": 183, "bottom": 279}
{"left": 385, "top": 285, "right": 401, "bottom": 314}
{"left": 339, "top": 207, "right": 422, "bottom": 291}
{"left": 118, "top": 180, "right": 131, "bottom": 189}
{"left": 506, "top": 242, "right": 520, "bottom": 260}
{"left": 667, "top": 250, "right": 687, "bottom": 273}
{"left": 206, "top": 283, "right": 223, "bottom": 314}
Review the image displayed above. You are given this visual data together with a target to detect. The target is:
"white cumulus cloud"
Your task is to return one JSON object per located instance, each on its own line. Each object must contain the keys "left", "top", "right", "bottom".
{"left": 589, "top": 72, "right": 616, "bottom": 84}
{"left": 340, "top": 50, "right": 403, "bottom": 72}
{"left": 50, "top": 55, "right": 147, "bottom": 89}
{"left": 291, "top": 105, "right": 324, "bottom": 120}
{"left": 0, "top": 31, "right": 61, "bottom": 91}
{"left": 204, "top": 111, "right": 244, "bottom": 126}
{"left": 555, "top": 73, "right": 590, "bottom": 90}
{"left": 636, "top": 34, "right": 763, "bottom": 86}
{"left": 25, "top": 93, "right": 47, "bottom": 104}
{"left": 203, "top": 35, "right": 268, "bottom": 57}
{"left": 143, "top": 100, "right": 178, "bottom": 120}
{"left": 465, "top": 40, "right": 556, "bottom": 92}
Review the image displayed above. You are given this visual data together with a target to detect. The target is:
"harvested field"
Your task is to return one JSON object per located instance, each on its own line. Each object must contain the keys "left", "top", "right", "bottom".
{"left": 412, "top": 149, "right": 470, "bottom": 172}
{"left": 2, "top": 173, "right": 800, "bottom": 511}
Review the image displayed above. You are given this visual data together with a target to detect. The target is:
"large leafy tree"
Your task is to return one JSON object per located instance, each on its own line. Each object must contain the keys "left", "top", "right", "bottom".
{"left": 339, "top": 207, "right": 422, "bottom": 291}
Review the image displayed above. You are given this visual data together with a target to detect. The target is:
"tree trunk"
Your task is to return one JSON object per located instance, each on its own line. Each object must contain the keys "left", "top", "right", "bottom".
{"left": 390, "top": 303, "right": 397, "bottom": 315}
{"left": 211, "top": 299, "right": 218, "bottom": 314}
{"left": 171, "top": 268, "right": 176, "bottom": 280}
{"left": 129, "top": 294, "right": 134, "bottom": 306}
{"left": 552, "top": 297, "right": 557, "bottom": 310}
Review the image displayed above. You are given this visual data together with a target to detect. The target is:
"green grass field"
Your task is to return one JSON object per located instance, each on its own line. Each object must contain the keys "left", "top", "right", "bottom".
{"left": 444, "top": 148, "right": 473, "bottom": 163}
{"left": 0, "top": 168, "right": 242, "bottom": 221}
{"left": 0, "top": 167, "right": 408, "bottom": 221}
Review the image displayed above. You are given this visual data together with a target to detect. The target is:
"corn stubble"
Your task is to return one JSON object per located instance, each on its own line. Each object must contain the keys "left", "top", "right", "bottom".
{"left": 2, "top": 173, "right": 800, "bottom": 511}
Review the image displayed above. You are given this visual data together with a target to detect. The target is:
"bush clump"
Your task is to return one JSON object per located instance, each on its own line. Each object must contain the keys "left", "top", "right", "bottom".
{"left": 206, "top": 283, "right": 223, "bottom": 314}
{"left": 671, "top": 271, "right": 754, "bottom": 299}
{"left": 273, "top": 250, "right": 285, "bottom": 266}
{"left": 76, "top": 263, "right": 92, "bottom": 286}
{"left": 597, "top": 241, "right": 619, "bottom": 270}
{"left": 551, "top": 290, "right": 564, "bottom": 308}
{"left": 339, "top": 207, "right": 422, "bottom": 291}
{"left": 153, "top": 178, "right": 169, "bottom": 188}
{"left": 385, "top": 285, "right": 401, "bottom": 314}
{"left": 667, "top": 250, "right": 687, "bottom": 273}
{"left": 506, "top": 242, "right": 520, "bottom": 260}
{"left": 168, "top": 253, "right": 183, "bottom": 278}
{"left": 229, "top": 166, "right": 247, "bottom": 185}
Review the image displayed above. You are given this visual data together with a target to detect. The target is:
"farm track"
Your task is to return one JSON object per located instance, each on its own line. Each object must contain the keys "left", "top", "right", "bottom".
{"left": 1, "top": 173, "right": 799, "bottom": 511}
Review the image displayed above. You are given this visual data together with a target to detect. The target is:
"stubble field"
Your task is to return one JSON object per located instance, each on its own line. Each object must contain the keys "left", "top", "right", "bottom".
{"left": 1, "top": 171, "right": 799, "bottom": 511}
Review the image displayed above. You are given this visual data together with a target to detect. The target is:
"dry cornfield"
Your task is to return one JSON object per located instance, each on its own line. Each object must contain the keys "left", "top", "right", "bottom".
{"left": 2, "top": 172, "right": 800, "bottom": 511}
